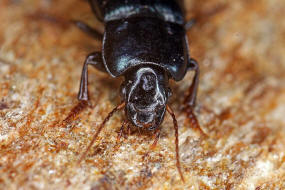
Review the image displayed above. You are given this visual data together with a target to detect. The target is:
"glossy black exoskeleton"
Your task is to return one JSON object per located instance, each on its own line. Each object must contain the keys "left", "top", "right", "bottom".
{"left": 75, "top": 0, "right": 201, "bottom": 181}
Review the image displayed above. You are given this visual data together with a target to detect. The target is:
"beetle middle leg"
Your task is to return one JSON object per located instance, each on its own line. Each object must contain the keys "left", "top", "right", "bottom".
{"left": 183, "top": 58, "right": 207, "bottom": 136}
{"left": 73, "top": 20, "right": 103, "bottom": 40}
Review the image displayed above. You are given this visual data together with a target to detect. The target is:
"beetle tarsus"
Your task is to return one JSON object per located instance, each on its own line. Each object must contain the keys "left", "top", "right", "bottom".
{"left": 116, "top": 120, "right": 128, "bottom": 143}
{"left": 184, "top": 107, "right": 207, "bottom": 137}
{"left": 61, "top": 100, "right": 89, "bottom": 128}
{"left": 114, "top": 120, "right": 131, "bottom": 151}
{"left": 150, "top": 129, "right": 161, "bottom": 150}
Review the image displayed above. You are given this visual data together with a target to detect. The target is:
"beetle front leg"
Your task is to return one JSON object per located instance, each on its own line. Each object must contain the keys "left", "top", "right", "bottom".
{"left": 183, "top": 58, "right": 206, "bottom": 136}
{"left": 78, "top": 52, "right": 105, "bottom": 101}
{"left": 59, "top": 52, "right": 105, "bottom": 128}
{"left": 183, "top": 58, "right": 199, "bottom": 108}
{"left": 60, "top": 52, "right": 105, "bottom": 127}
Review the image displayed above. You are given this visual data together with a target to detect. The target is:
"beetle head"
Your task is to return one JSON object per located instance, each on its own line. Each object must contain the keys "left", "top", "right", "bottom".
{"left": 121, "top": 66, "right": 171, "bottom": 130}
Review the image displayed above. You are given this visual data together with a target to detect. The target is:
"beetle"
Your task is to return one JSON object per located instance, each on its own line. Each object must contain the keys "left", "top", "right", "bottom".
{"left": 73, "top": 0, "right": 201, "bottom": 181}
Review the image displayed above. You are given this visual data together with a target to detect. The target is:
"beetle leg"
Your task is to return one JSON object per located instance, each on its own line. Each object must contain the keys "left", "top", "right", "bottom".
{"left": 124, "top": 123, "right": 132, "bottom": 139}
{"left": 60, "top": 52, "right": 104, "bottom": 128}
{"left": 78, "top": 52, "right": 106, "bottom": 101}
{"left": 73, "top": 20, "right": 103, "bottom": 40}
{"left": 184, "top": 18, "right": 196, "bottom": 30}
{"left": 61, "top": 100, "right": 89, "bottom": 129}
{"left": 127, "top": 123, "right": 131, "bottom": 137}
{"left": 116, "top": 120, "right": 127, "bottom": 143}
{"left": 184, "top": 58, "right": 199, "bottom": 108}
{"left": 150, "top": 129, "right": 161, "bottom": 150}
{"left": 88, "top": 0, "right": 104, "bottom": 22}
{"left": 183, "top": 58, "right": 207, "bottom": 136}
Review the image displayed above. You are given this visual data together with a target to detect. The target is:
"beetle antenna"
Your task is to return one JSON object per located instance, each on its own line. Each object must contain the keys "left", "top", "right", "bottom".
{"left": 78, "top": 102, "right": 126, "bottom": 164}
{"left": 166, "top": 105, "right": 185, "bottom": 182}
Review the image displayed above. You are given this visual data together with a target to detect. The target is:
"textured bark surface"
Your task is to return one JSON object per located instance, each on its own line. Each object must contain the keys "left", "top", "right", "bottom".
{"left": 0, "top": 0, "right": 285, "bottom": 189}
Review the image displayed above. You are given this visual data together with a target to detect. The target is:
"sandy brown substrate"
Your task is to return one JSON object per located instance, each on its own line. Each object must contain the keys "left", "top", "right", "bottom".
{"left": 0, "top": 0, "right": 285, "bottom": 189}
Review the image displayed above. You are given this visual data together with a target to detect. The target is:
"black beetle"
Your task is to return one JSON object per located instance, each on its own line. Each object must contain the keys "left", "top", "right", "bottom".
{"left": 73, "top": 0, "right": 201, "bottom": 181}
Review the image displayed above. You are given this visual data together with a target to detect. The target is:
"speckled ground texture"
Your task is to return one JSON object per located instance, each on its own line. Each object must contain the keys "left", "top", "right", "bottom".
{"left": 0, "top": 0, "right": 285, "bottom": 189}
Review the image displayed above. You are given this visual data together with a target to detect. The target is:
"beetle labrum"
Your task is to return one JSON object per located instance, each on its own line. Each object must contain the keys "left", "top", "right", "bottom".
{"left": 72, "top": 0, "right": 202, "bottom": 181}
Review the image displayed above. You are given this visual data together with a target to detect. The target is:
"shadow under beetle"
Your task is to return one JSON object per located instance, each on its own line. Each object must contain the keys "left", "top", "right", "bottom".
{"left": 73, "top": 0, "right": 202, "bottom": 182}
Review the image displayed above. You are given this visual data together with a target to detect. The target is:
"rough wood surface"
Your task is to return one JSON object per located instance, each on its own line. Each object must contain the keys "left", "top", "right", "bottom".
{"left": 0, "top": 0, "right": 285, "bottom": 189}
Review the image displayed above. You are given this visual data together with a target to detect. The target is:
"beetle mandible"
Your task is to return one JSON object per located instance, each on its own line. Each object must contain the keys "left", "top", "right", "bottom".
{"left": 74, "top": 0, "right": 201, "bottom": 181}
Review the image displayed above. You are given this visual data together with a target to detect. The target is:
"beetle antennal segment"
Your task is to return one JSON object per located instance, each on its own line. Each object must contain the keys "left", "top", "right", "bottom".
{"left": 166, "top": 105, "right": 185, "bottom": 182}
{"left": 78, "top": 102, "right": 126, "bottom": 164}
